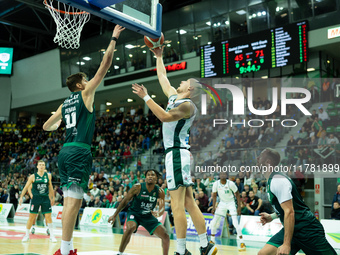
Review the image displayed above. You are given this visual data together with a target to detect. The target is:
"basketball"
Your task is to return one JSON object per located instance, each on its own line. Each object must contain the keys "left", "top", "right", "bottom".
{"left": 144, "top": 33, "right": 164, "bottom": 49}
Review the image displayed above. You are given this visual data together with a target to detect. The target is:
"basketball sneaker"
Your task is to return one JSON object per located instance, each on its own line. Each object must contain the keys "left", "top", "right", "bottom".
{"left": 50, "top": 236, "right": 57, "bottom": 243}
{"left": 22, "top": 235, "right": 29, "bottom": 242}
{"left": 200, "top": 241, "right": 218, "bottom": 255}
{"left": 54, "top": 249, "right": 77, "bottom": 255}
{"left": 47, "top": 228, "right": 50, "bottom": 236}
{"left": 31, "top": 226, "right": 35, "bottom": 235}
{"left": 238, "top": 242, "right": 246, "bottom": 252}
{"left": 174, "top": 249, "right": 192, "bottom": 255}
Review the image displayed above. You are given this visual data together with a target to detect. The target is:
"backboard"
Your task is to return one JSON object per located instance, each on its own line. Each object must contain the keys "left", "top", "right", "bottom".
{"left": 56, "top": 0, "right": 162, "bottom": 38}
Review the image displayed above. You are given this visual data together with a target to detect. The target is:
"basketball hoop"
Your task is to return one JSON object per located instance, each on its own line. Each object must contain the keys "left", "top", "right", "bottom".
{"left": 44, "top": 0, "right": 90, "bottom": 49}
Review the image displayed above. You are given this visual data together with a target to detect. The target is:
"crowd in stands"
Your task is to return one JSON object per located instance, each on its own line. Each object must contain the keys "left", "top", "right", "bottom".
{"left": 0, "top": 104, "right": 164, "bottom": 177}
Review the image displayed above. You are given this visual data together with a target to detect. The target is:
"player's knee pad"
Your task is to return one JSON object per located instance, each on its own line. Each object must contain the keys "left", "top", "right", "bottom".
{"left": 63, "top": 183, "right": 84, "bottom": 199}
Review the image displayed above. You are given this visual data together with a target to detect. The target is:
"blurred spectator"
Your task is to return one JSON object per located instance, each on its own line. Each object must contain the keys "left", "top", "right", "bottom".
{"left": 240, "top": 191, "right": 249, "bottom": 215}
{"left": 331, "top": 202, "right": 340, "bottom": 220}
{"left": 194, "top": 178, "right": 206, "bottom": 194}
{"left": 332, "top": 184, "right": 340, "bottom": 209}
{"left": 94, "top": 196, "right": 102, "bottom": 208}
{"left": 246, "top": 190, "right": 262, "bottom": 216}
{"left": 252, "top": 185, "right": 261, "bottom": 197}
{"left": 10, "top": 184, "right": 19, "bottom": 210}
{"left": 90, "top": 185, "right": 100, "bottom": 197}
{"left": 235, "top": 178, "right": 244, "bottom": 193}
{"left": 197, "top": 191, "right": 209, "bottom": 213}
{"left": 285, "top": 135, "right": 296, "bottom": 158}
{"left": 99, "top": 190, "right": 106, "bottom": 202}
{"left": 84, "top": 191, "right": 91, "bottom": 204}
{"left": 0, "top": 190, "right": 8, "bottom": 203}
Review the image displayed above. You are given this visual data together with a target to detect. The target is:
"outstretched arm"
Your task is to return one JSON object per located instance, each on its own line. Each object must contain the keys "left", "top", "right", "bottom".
{"left": 83, "top": 25, "right": 125, "bottom": 97}
{"left": 43, "top": 104, "right": 62, "bottom": 131}
{"left": 132, "top": 83, "right": 192, "bottom": 122}
{"left": 150, "top": 46, "right": 177, "bottom": 98}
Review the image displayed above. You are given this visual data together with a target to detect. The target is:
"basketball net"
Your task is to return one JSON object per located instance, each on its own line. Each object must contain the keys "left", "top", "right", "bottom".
{"left": 44, "top": 0, "right": 90, "bottom": 49}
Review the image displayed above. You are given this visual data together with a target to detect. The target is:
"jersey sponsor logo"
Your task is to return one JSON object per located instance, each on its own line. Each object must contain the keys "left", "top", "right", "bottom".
{"left": 130, "top": 215, "right": 134, "bottom": 219}
{"left": 91, "top": 209, "right": 102, "bottom": 224}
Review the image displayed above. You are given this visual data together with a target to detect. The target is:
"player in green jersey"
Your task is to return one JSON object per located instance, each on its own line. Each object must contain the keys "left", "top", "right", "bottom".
{"left": 108, "top": 170, "right": 169, "bottom": 255}
{"left": 19, "top": 160, "right": 56, "bottom": 243}
{"left": 43, "top": 25, "right": 125, "bottom": 255}
{"left": 132, "top": 46, "right": 217, "bottom": 255}
{"left": 257, "top": 148, "right": 336, "bottom": 255}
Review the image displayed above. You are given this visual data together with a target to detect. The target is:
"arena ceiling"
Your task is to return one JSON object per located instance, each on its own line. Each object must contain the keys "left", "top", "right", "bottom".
{"left": 0, "top": 0, "right": 201, "bottom": 61}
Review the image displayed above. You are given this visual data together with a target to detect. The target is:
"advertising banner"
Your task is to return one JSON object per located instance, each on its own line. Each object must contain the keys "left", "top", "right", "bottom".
{"left": 0, "top": 203, "right": 15, "bottom": 219}
{"left": 80, "top": 207, "right": 115, "bottom": 228}
{"left": 321, "top": 219, "right": 340, "bottom": 249}
{"left": 51, "top": 206, "right": 64, "bottom": 226}
{"left": 14, "top": 204, "right": 30, "bottom": 222}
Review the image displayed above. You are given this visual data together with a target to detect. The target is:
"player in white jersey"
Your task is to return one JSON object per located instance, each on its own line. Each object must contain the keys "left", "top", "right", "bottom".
{"left": 132, "top": 45, "right": 217, "bottom": 255}
{"left": 211, "top": 172, "right": 246, "bottom": 251}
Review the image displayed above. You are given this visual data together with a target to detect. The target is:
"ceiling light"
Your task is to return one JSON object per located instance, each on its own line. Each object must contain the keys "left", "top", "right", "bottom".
{"left": 114, "top": 65, "right": 119, "bottom": 69}
{"left": 252, "top": 13, "right": 256, "bottom": 17}
{"left": 167, "top": 44, "right": 171, "bottom": 47}
{"left": 261, "top": 76, "right": 268, "bottom": 79}
{"left": 142, "top": 50, "right": 146, "bottom": 53}
{"left": 76, "top": 61, "right": 85, "bottom": 65}
{"left": 83, "top": 57, "right": 91, "bottom": 61}
{"left": 151, "top": 95, "right": 156, "bottom": 98}
{"left": 100, "top": 49, "right": 105, "bottom": 52}
{"left": 116, "top": 57, "right": 120, "bottom": 60}
{"left": 102, "top": 51, "right": 106, "bottom": 54}
{"left": 236, "top": 10, "right": 246, "bottom": 15}
{"left": 235, "top": 76, "right": 239, "bottom": 79}
{"left": 249, "top": 16, "right": 252, "bottom": 19}
{"left": 106, "top": 109, "right": 110, "bottom": 112}
{"left": 262, "top": 11, "right": 266, "bottom": 15}
{"left": 217, "top": 22, "right": 221, "bottom": 26}
{"left": 307, "top": 68, "right": 315, "bottom": 72}
{"left": 51, "top": 111, "right": 56, "bottom": 115}
{"left": 141, "top": 45, "right": 146, "bottom": 48}
{"left": 327, "top": 60, "right": 330, "bottom": 64}
{"left": 207, "top": 42, "right": 212, "bottom": 45}
{"left": 125, "top": 44, "right": 135, "bottom": 49}
{"left": 276, "top": 7, "right": 280, "bottom": 12}
{"left": 257, "top": 12, "right": 262, "bottom": 17}
{"left": 176, "top": 29, "right": 187, "bottom": 35}
{"left": 225, "top": 21, "right": 229, "bottom": 25}
{"left": 129, "top": 54, "right": 133, "bottom": 58}
{"left": 106, "top": 102, "right": 112, "bottom": 106}
{"left": 206, "top": 21, "right": 211, "bottom": 26}
{"left": 127, "top": 99, "right": 133, "bottom": 102}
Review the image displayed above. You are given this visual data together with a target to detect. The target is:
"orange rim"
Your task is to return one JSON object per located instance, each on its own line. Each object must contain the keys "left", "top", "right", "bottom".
{"left": 43, "top": 0, "right": 89, "bottom": 15}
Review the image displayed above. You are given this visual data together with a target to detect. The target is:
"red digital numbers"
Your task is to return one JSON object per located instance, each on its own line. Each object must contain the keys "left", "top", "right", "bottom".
{"left": 234, "top": 54, "right": 243, "bottom": 61}
{"left": 255, "top": 50, "right": 264, "bottom": 58}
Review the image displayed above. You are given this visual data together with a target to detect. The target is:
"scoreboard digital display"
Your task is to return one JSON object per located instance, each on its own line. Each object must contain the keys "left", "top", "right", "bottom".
{"left": 201, "top": 21, "right": 308, "bottom": 77}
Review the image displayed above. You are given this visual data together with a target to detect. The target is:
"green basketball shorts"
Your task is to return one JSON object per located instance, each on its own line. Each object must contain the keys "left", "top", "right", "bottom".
{"left": 126, "top": 211, "right": 162, "bottom": 235}
{"left": 29, "top": 195, "right": 51, "bottom": 214}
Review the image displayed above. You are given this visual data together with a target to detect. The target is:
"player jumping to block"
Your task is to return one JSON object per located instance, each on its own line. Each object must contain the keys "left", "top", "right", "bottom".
{"left": 132, "top": 45, "right": 217, "bottom": 255}
{"left": 210, "top": 172, "right": 245, "bottom": 251}
{"left": 43, "top": 25, "right": 125, "bottom": 255}
{"left": 257, "top": 148, "right": 336, "bottom": 255}
{"left": 19, "top": 160, "right": 57, "bottom": 243}
{"left": 108, "top": 169, "right": 169, "bottom": 255}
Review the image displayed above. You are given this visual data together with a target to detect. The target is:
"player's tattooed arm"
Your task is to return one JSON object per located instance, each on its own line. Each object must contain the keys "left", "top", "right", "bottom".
{"left": 153, "top": 188, "right": 165, "bottom": 218}
{"left": 108, "top": 184, "right": 141, "bottom": 225}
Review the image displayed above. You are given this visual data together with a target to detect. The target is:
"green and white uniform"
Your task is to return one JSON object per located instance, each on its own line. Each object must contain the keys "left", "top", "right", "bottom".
{"left": 164, "top": 95, "right": 196, "bottom": 191}
{"left": 127, "top": 183, "right": 161, "bottom": 235}
{"left": 30, "top": 172, "right": 51, "bottom": 214}
{"left": 267, "top": 172, "right": 336, "bottom": 255}
{"left": 58, "top": 91, "right": 95, "bottom": 192}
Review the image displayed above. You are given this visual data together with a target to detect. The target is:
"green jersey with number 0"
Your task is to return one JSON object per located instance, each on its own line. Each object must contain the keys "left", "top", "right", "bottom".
{"left": 62, "top": 91, "right": 95, "bottom": 146}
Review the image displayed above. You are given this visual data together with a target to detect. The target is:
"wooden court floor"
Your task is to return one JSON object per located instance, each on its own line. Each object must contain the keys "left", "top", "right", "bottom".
{"left": 0, "top": 220, "right": 281, "bottom": 255}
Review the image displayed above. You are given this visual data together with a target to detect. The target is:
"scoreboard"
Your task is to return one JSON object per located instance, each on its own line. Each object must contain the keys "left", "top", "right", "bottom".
{"left": 200, "top": 21, "right": 308, "bottom": 77}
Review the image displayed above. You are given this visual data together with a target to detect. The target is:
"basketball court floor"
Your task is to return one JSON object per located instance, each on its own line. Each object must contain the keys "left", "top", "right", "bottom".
{"left": 0, "top": 219, "right": 267, "bottom": 255}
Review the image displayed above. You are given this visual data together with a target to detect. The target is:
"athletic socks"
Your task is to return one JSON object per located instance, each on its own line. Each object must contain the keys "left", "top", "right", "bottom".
{"left": 177, "top": 238, "right": 186, "bottom": 255}
{"left": 70, "top": 238, "right": 74, "bottom": 251}
{"left": 199, "top": 233, "right": 208, "bottom": 248}
{"left": 211, "top": 235, "right": 216, "bottom": 243}
{"left": 48, "top": 223, "right": 54, "bottom": 237}
{"left": 61, "top": 240, "right": 72, "bottom": 255}
{"left": 26, "top": 228, "right": 30, "bottom": 236}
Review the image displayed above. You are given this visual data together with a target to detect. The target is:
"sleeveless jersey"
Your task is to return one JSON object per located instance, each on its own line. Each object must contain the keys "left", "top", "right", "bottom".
{"left": 212, "top": 180, "right": 238, "bottom": 204}
{"left": 163, "top": 95, "right": 197, "bottom": 150}
{"left": 32, "top": 172, "right": 49, "bottom": 196}
{"left": 267, "top": 172, "right": 314, "bottom": 230}
{"left": 62, "top": 91, "right": 95, "bottom": 146}
{"left": 129, "top": 183, "right": 159, "bottom": 215}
